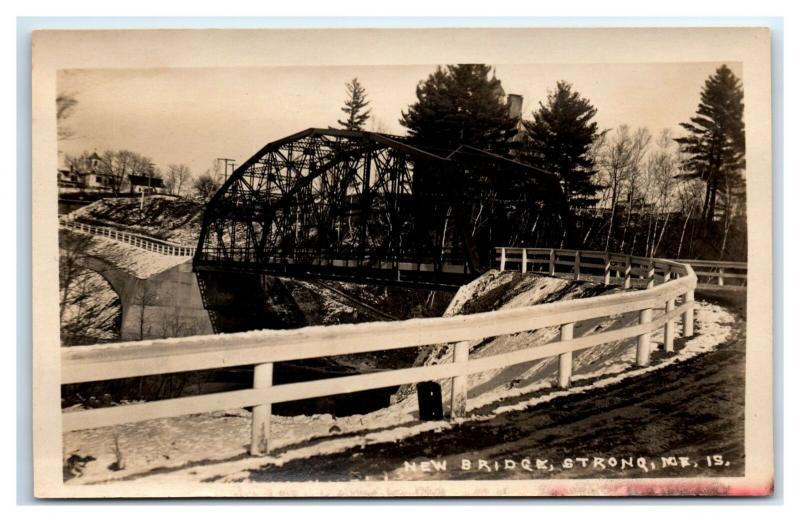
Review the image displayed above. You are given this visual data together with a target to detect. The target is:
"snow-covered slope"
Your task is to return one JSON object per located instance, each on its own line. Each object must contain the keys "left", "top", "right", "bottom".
{"left": 79, "top": 232, "right": 191, "bottom": 279}
{"left": 394, "top": 270, "right": 627, "bottom": 405}
{"left": 68, "top": 196, "right": 202, "bottom": 244}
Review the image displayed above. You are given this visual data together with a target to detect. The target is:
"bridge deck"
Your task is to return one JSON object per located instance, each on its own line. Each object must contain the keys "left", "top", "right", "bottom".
{"left": 194, "top": 258, "right": 478, "bottom": 291}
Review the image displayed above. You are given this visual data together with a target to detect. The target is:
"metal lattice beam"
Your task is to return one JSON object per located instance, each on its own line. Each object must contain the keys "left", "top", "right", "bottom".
{"left": 194, "top": 128, "right": 571, "bottom": 283}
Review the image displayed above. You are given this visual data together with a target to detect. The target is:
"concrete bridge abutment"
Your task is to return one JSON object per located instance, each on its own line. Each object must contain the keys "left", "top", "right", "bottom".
{"left": 78, "top": 255, "right": 214, "bottom": 341}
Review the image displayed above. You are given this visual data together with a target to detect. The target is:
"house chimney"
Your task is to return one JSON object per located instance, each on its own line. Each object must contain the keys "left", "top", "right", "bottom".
{"left": 507, "top": 94, "right": 523, "bottom": 119}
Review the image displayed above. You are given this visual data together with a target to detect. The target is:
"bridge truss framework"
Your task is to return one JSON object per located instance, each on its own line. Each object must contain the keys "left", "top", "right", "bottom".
{"left": 194, "top": 127, "right": 571, "bottom": 289}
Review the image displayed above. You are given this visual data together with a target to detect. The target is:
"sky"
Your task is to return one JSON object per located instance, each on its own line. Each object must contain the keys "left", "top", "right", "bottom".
{"left": 57, "top": 61, "right": 742, "bottom": 177}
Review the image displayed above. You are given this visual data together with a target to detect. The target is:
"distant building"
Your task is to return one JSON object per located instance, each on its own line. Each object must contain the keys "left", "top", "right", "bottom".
{"left": 57, "top": 168, "right": 82, "bottom": 189}
{"left": 58, "top": 152, "right": 166, "bottom": 195}
{"left": 506, "top": 93, "right": 523, "bottom": 120}
{"left": 505, "top": 94, "right": 526, "bottom": 157}
{"left": 128, "top": 174, "right": 165, "bottom": 194}
{"left": 57, "top": 152, "right": 121, "bottom": 194}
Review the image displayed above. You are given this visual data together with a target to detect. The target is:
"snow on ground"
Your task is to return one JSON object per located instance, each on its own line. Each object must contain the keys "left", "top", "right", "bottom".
{"left": 69, "top": 229, "right": 190, "bottom": 279}
{"left": 395, "top": 270, "right": 625, "bottom": 404}
{"left": 62, "top": 297, "right": 734, "bottom": 486}
{"left": 286, "top": 279, "right": 360, "bottom": 324}
{"left": 67, "top": 196, "right": 202, "bottom": 244}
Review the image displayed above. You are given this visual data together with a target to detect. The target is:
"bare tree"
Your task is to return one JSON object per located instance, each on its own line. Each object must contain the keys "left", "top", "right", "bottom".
{"left": 674, "top": 177, "right": 705, "bottom": 258}
{"left": 165, "top": 164, "right": 192, "bottom": 196}
{"left": 618, "top": 128, "right": 651, "bottom": 253}
{"left": 93, "top": 150, "right": 156, "bottom": 194}
{"left": 157, "top": 310, "right": 204, "bottom": 339}
{"left": 192, "top": 173, "right": 221, "bottom": 202}
{"left": 59, "top": 233, "right": 121, "bottom": 346}
{"left": 63, "top": 152, "right": 91, "bottom": 172}
{"left": 593, "top": 125, "right": 651, "bottom": 252}
{"left": 133, "top": 282, "right": 159, "bottom": 341}
{"left": 640, "top": 130, "right": 680, "bottom": 257}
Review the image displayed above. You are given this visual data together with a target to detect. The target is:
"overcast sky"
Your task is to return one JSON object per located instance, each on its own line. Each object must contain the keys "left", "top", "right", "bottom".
{"left": 57, "top": 61, "right": 742, "bottom": 177}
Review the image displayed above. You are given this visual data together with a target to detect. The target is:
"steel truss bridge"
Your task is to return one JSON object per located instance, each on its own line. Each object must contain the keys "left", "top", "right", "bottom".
{"left": 192, "top": 128, "right": 571, "bottom": 331}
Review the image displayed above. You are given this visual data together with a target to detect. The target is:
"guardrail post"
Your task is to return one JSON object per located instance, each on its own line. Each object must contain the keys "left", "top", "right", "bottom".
{"left": 450, "top": 341, "right": 470, "bottom": 419}
{"left": 549, "top": 249, "right": 556, "bottom": 276}
{"left": 574, "top": 251, "right": 581, "bottom": 281}
{"left": 718, "top": 268, "right": 725, "bottom": 286}
{"left": 250, "top": 362, "right": 274, "bottom": 456}
{"left": 646, "top": 263, "right": 655, "bottom": 289}
{"left": 500, "top": 248, "right": 506, "bottom": 271}
{"left": 624, "top": 256, "right": 632, "bottom": 289}
{"left": 558, "top": 323, "right": 574, "bottom": 389}
{"left": 683, "top": 290, "right": 695, "bottom": 337}
{"left": 664, "top": 298, "right": 675, "bottom": 352}
{"left": 521, "top": 248, "right": 527, "bottom": 274}
{"left": 637, "top": 307, "right": 653, "bottom": 366}
{"left": 603, "top": 253, "right": 611, "bottom": 285}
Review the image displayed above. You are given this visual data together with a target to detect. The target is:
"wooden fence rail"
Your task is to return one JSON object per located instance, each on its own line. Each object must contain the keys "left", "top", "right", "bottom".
{"left": 496, "top": 247, "right": 746, "bottom": 289}
{"left": 60, "top": 219, "right": 196, "bottom": 257}
{"left": 61, "top": 247, "right": 697, "bottom": 456}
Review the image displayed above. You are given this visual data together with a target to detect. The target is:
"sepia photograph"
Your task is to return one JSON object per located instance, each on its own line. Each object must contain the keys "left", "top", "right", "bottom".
{"left": 30, "top": 27, "right": 774, "bottom": 497}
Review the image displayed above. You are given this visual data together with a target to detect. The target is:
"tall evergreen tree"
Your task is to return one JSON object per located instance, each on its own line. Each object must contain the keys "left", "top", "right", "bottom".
{"left": 520, "top": 81, "right": 600, "bottom": 210}
{"left": 675, "top": 65, "right": 745, "bottom": 232}
{"left": 399, "top": 64, "right": 518, "bottom": 153}
{"left": 337, "top": 78, "right": 371, "bottom": 131}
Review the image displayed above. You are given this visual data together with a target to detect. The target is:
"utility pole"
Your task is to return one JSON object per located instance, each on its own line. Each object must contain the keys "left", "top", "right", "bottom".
{"left": 141, "top": 161, "right": 155, "bottom": 212}
{"left": 216, "top": 158, "right": 236, "bottom": 182}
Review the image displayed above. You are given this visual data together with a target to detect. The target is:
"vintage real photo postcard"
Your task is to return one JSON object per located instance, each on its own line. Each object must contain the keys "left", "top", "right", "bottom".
{"left": 31, "top": 27, "right": 773, "bottom": 497}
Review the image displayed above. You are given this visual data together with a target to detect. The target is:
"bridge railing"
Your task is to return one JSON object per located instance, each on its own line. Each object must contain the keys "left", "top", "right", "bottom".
{"left": 198, "top": 248, "right": 471, "bottom": 275}
{"left": 495, "top": 247, "right": 746, "bottom": 289}
{"left": 61, "top": 248, "right": 696, "bottom": 456}
{"left": 676, "top": 258, "right": 747, "bottom": 288}
{"left": 60, "top": 220, "right": 196, "bottom": 257}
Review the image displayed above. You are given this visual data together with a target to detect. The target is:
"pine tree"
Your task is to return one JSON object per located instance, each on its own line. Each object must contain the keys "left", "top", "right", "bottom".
{"left": 337, "top": 78, "right": 371, "bottom": 131}
{"left": 675, "top": 65, "right": 745, "bottom": 232}
{"left": 399, "top": 64, "right": 518, "bottom": 154}
{"left": 520, "top": 81, "right": 600, "bottom": 210}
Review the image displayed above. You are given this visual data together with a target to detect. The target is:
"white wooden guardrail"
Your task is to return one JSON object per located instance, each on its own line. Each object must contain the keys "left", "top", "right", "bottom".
{"left": 60, "top": 220, "right": 196, "bottom": 257}
{"left": 61, "top": 248, "right": 697, "bottom": 456}
{"left": 496, "top": 247, "right": 746, "bottom": 289}
{"left": 676, "top": 258, "right": 747, "bottom": 288}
